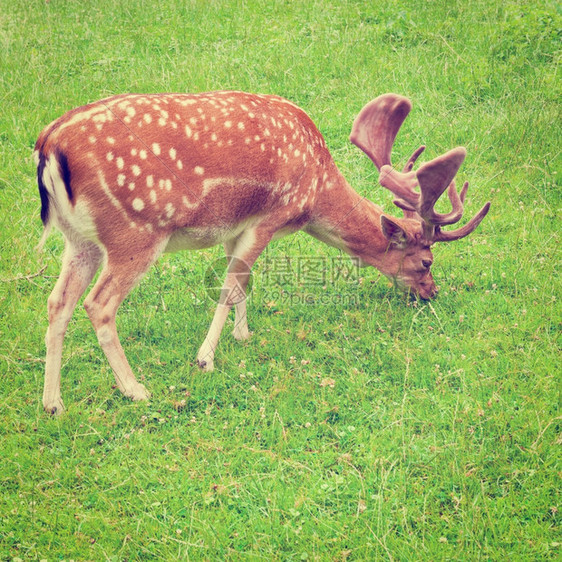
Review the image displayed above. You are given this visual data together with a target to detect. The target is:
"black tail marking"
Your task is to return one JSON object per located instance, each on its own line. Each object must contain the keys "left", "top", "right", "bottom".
{"left": 56, "top": 149, "right": 73, "bottom": 202}
{"left": 37, "top": 152, "right": 50, "bottom": 225}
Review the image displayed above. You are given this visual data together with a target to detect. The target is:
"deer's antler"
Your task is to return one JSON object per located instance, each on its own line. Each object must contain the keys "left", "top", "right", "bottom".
{"left": 350, "top": 93, "right": 491, "bottom": 242}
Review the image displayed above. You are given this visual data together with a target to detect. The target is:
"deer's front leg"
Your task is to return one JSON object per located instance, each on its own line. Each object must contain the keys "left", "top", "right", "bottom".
{"left": 197, "top": 228, "right": 269, "bottom": 371}
{"left": 196, "top": 302, "right": 233, "bottom": 372}
{"left": 231, "top": 297, "right": 250, "bottom": 341}
{"left": 223, "top": 241, "right": 250, "bottom": 342}
{"left": 43, "top": 241, "right": 102, "bottom": 414}
{"left": 197, "top": 263, "right": 250, "bottom": 372}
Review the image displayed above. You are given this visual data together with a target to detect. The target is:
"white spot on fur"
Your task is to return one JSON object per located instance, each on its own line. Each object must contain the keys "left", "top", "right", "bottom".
{"left": 152, "top": 143, "right": 161, "bottom": 156}
{"left": 165, "top": 202, "right": 176, "bottom": 218}
{"left": 177, "top": 160, "right": 183, "bottom": 170}
{"left": 169, "top": 148, "right": 176, "bottom": 160}
{"left": 106, "top": 152, "right": 114, "bottom": 161}
{"left": 165, "top": 179, "right": 172, "bottom": 191}
{"left": 116, "top": 157, "right": 124, "bottom": 170}
{"left": 128, "top": 182, "right": 135, "bottom": 191}
{"left": 132, "top": 165, "right": 141, "bottom": 176}
{"left": 281, "top": 193, "right": 292, "bottom": 206}
{"left": 139, "top": 149, "right": 147, "bottom": 160}
{"left": 92, "top": 113, "right": 107, "bottom": 124}
{"left": 132, "top": 198, "right": 145, "bottom": 211}
{"left": 194, "top": 166, "right": 204, "bottom": 176}
{"left": 185, "top": 125, "right": 192, "bottom": 138}
{"left": 150, "top": 190, "right": 157, "bottom": 204}
{"left": 146, "top": 175, "right": 154, "bottom": 188}
{"left": 117, "top": 174, "right": 125, "bottom": 187}
{"left": 97, "top": 170, "right": 126, "bottom": 216}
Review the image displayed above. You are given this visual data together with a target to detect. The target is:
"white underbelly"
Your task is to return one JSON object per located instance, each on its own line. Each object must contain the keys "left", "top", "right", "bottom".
{"left": 164, "top": 226, "right": 230, "bottom": 252}
{"left": 164, "top": 216, "right": 262, "bottom": 253}
{"left": 164, "top": 215, "right": 301, "bottom": 254}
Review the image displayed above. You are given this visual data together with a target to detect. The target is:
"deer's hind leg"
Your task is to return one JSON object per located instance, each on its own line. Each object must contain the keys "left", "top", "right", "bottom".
{"left": 44, "top": 240, "right": 103, "bottom": 414}
{"left": 83, "top": 239, "right": 167, "bottom": 402}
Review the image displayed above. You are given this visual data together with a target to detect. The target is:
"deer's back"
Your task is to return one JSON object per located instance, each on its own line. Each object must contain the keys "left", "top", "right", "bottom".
{"left": 35, "top": 91, "right": 333, "bottom": 246}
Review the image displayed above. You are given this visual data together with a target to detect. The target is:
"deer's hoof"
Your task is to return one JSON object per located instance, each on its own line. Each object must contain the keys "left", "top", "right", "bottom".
{"left": 132, "top": 384, "right": 151, "bottom": 401}
{"left": 197, "top": 358, "right": 214, "bottom": 372}
{"left": 233, "top": 327, "right": 251, "bottom": 341}
{"left": 123, "top": 383, "right": 151, "bottom": 402}
{"left": 43, "top": 398, "right": 65, "bottom": 416}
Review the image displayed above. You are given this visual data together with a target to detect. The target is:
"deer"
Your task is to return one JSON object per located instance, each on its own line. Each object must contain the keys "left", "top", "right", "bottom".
{"left": 34, "top": 91, "right": 490, "bottom": 414}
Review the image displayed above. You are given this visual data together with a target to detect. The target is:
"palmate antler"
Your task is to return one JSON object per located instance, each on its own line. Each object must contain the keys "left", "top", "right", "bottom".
{"left": 349, "top": 94, "right": 491, "bottom": 242}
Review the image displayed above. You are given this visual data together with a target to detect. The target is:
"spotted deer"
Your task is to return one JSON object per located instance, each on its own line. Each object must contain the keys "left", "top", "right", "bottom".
{"left": 35, "top": 91, "right": 490, "bottom": 413}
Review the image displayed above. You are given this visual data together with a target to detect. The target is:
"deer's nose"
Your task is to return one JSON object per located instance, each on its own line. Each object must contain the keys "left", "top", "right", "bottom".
{"left": 418, "top": 279, "right": 438, "bottom": 300}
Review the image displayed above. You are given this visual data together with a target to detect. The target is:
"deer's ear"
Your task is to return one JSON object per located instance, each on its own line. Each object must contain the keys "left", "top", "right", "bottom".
{"left": 381, "top": 215, "right": 408, "bottom": 248}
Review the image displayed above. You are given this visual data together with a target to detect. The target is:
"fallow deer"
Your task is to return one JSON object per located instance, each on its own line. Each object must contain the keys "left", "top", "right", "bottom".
{"left": 34, "top": 91, "right": 490, "bottom": 413}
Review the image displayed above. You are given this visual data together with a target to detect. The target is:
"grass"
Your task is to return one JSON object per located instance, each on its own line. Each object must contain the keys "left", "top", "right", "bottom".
{"left": 0, "top": 0, "right": 560, "bottom": 559}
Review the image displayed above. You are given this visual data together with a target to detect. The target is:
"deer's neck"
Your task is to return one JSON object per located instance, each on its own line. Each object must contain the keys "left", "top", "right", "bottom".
{"left": 306, "top": 171, "right": 390, "bottom": 269}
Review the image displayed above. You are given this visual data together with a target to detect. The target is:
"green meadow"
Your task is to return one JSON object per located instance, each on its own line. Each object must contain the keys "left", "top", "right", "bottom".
{"left": 0, "top": 0, "right": 560, "bottom": 559}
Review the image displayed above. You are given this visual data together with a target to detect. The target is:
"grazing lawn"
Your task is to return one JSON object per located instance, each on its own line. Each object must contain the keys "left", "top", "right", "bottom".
{"left": 0, "top": 0, "right": 559, "bottom": 559}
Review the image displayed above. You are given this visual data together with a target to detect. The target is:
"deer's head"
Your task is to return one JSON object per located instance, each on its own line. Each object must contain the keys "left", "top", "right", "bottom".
{"left": 350, "top": 94, "right": 491, "bottom": 299}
